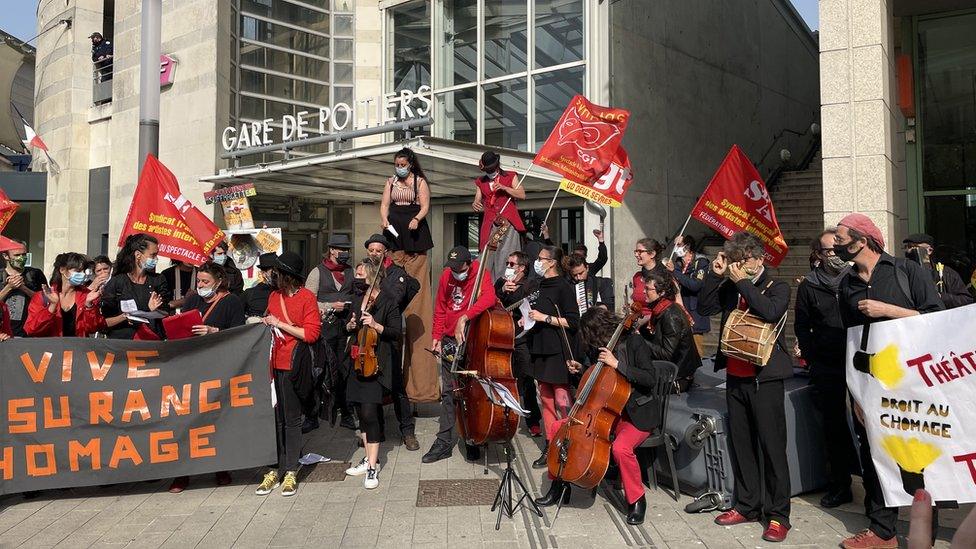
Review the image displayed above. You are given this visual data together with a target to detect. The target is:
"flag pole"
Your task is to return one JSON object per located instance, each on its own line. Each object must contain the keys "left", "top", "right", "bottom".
{"left": 495, "top": 163, "right": 537, "bottom": 218}
{"left": 541, "top": 187, "right": 561, "bottom": 227}
{"left": 668, "top": 214, "right": 693, "bottom": 259}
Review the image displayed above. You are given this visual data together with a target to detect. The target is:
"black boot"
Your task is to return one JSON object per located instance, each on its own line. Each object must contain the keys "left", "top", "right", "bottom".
{"left": 532, "top": 443, "right": 549, "bottom": 469}
{"left": 626, "top": 495, "right": 646, "bottom": 525}
{"left": 535, "top": 480, "right": 570, "bottom": 507}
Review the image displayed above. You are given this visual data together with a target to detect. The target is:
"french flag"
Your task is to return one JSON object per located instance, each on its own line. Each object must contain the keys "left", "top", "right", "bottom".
{"left": 22, "top": 120, "right": 48, "bottom": 152}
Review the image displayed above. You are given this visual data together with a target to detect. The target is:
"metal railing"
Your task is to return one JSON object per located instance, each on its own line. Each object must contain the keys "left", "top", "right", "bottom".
{"left": 92, "top": 59, "right": 114, "bottom": 105}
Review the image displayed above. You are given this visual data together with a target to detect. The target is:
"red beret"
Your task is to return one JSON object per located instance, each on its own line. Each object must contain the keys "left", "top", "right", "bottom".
{"left": 838, "top": 213, "right": 885, "bottom": 250}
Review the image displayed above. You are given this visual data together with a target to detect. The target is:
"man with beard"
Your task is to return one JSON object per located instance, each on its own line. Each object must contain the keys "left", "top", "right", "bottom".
{"left": 0, "top": 239, "right": 47, "bottom": 337}
{"left": 794, "top": 228, "right": 858, "bottom": 509}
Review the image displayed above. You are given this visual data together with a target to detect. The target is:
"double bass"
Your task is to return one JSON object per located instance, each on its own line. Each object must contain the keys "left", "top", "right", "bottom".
{"left": 453, "top": 221, "right": 519, "bottom": 446}
{"left": 546, "top": 302, "right": 643, "bottom": 488}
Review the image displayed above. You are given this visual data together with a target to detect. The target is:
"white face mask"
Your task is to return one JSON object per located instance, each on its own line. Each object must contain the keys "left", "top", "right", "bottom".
{"left": 534, "top": 260, "right": 547, "bottom": 276}
{"left": 674, "top": 246, "right": 687, "bottom": 257}
{"left": 504, "top": 267, "right": 516, "bottom": 280}
{"left": 452, "top": 269, "right": 469, "bottom": 282}
{"left": 198, "top": 286, "right": 215, "bottom": 299}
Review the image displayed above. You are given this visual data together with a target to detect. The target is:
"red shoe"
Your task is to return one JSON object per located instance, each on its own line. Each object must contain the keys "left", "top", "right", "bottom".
{"left": 529, "top": 425, "right": 542, "bottom": 437}
{"left": 168, "top": 476, "right": 189, "bottom": 493}
{"left": 215, "top": 471, "right": 232, "bottom": 486}
{"left": 762, "top": 520, "right": 790, "bottom": 542}
{"left": 841, "top": 529, "right": 898, "bottom": 549}
{"left": 714, "top": 509, "right": 756, "bottom": 526}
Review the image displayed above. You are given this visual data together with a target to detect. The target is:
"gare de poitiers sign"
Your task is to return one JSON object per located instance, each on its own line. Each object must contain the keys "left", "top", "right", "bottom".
{"left": 221, "top": 86, "right": 433, "bottom": 152}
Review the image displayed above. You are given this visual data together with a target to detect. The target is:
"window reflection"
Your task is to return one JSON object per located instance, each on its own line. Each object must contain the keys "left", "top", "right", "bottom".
{"left": 484, "top": 78, "right": 528, "bottom": 151}
{"left": 535, "top": 0, "right": 584, "bottom": 69}
{"left": 437, "top": 0, "right": 477, "bottom": 87}
{"left": 534, "top": 66, "right": 584, "bottom": 148}
{"left": 436, "top": 87, "right": 477, "bottom": 143}
{"left": 241, "top": 0, "right": 330, "bottom": 32}
{"left": 484, "top": 0, "right": 527, "bottom": 80}
{"left": 393, "top": 2, "right": 431, "bottom": 91}
{"left": 242, "top": 16, "right": 330, "bottom": 58}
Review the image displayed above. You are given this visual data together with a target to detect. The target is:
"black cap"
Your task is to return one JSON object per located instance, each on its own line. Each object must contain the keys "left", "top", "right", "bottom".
{"left": 446, "top": 246, "right": 472, "bottom": 270}
{"left": 273, "top": 251, "right": 305, "bottom": 281}
{"left": 327, "top": 234, "right": 352, "bottom": 249}
{"left": 480, "top": 150, "right": 500, "bottom": 171}
{"left": 903, "top": 233, "right": 935, "bottom": 246}
{"left": 364, "top": 233, "right": 390, "bottom": 249}
{"left": 89, "top": 32, "right": 103, "bottom": 39}
{"left": 257, "top": 252, "right": 277, "bottom": 270}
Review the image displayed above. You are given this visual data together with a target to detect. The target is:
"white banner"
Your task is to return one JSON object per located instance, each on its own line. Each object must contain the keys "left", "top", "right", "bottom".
{"left": 847, "top": 304, "right": 976, "bottom": 506}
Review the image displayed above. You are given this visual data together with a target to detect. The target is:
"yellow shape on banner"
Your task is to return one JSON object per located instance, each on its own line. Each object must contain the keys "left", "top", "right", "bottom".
{"left": 880, "top": 435, "right": 941, "bottom": 473}
{"left": 559, "top": 179, "right": 622, "bottom": 208}
{"left": 870, "top": 344, "right": 904, "bottom": 389}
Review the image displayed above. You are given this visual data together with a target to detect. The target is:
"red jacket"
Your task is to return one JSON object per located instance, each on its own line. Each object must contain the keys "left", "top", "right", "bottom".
{"left": 433, "top": 261, "right": 497, "bottom": 341}
{"left": 267, "top": 288, "right": 322, "bottom": 371}
{"left": 475, "top": 171, "right": 526, "bottom": 248}
{"left": 25, "top": 285, "right": 106, "bottom": 338}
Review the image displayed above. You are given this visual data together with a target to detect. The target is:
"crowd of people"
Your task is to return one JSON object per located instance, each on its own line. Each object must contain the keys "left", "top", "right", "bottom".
{"left": 1, "top": 147, "right": 974, "bottom": 547}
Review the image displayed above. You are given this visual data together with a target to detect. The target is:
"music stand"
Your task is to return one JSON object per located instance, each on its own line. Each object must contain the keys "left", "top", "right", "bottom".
{"left": 489, "top": 405, "right": 543, "bottom": 530}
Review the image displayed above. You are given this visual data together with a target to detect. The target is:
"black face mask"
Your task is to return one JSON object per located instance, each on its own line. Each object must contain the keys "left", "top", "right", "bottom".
{"left": 267, "top": 271, "right": 280, "bottom": 289}
{"left": 353, "top": 278, "right": 369, "bottom": 295}
{"left": 833, "top": 242, "right": 863, "bottom": 263}
{"left": 337, "top": 251, "right": 351, "bottom": 264}
{"left": 905, "top": 248, "right": 921, "bottom": 263}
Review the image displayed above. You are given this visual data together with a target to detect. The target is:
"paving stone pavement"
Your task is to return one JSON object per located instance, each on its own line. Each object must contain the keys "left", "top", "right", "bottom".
{"left": 0, "top": 406, "right": 967, "bottom": 548}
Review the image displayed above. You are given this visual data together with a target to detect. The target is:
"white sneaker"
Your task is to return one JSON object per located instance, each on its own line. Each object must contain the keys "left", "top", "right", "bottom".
{"left": 364, "top": 467, "right": 379, "bottom": 489}
{"left": 345, "top": 457, "right": 369, "bottom": 476}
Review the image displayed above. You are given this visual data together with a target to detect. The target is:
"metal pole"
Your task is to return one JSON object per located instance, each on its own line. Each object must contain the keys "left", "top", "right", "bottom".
{"left": 138, "top": 0, "right": 162, "bottom": 173}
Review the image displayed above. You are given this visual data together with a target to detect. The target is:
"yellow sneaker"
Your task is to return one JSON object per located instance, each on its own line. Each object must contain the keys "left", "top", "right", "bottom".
{"left": 281, "top": 471, "right": 298, "bottom": 497}
{"left": 255, "top": 470, "right": 279, "bottom": 496}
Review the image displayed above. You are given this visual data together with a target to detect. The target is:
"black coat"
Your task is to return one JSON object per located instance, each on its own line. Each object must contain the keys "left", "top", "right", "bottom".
{"left": 343, "top": 292, "right": 402, "bottom": 401}
{"left": 794, "top": 269, "right": 847, "bottom": 376}
{"left": 525, "top": 275, "right": 579, "bottom": 356}
{"left": 223, "top": 258, "right": 245, "bottom": 296}
{"left": 381, "top": 262, "right": 418, "bottom": 312}
{"left": 933, "top": 263, "right": 974, "bottom": 309}
{"left": 242, "top": 282, "right": 273, "bottom": 317}
{"left": 614, "top": 333, "right": 666, "bottom": 433}
{"left": 494, "top": 273, "right": 541, "bottom": 336}
{"left": 643, "top": 302, "right": 701, "bottom": 382}
{"left": 698, "top": 269, "right": 793, "bottom": 382}
{"left": 580, "top": 275, "right": 614, "bottom": 312}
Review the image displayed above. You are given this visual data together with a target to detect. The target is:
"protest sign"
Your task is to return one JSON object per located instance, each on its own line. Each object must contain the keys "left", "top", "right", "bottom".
{"left": 205, "top": 183, "right": 257, "bottom": 230}
{"left": 847, "top": 304, "right": 976, "bottom": 506}
{"left": 689, "top": 145, "right": 789, "bottom": 266}
{"left": 558, "top": 146, "right": 634, "bottom": 207}
{"left": 0, "top": 325, "right": 276, "bottom": 494}
{"left": 119, "top": 155, "right": 224, "bottom": 266}
{"left": 226, "top": 228, "right": 283, "bottom": 289}
{"left": 533, "top": 95, "right": 630, "bottom": 186}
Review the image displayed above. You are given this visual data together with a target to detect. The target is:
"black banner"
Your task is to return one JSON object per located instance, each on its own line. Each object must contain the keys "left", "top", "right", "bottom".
{"left": 0, "top": 324, "right": 276, "bottom": 494}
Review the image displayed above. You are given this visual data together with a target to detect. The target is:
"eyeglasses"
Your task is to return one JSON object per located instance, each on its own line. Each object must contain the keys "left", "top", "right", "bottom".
{"left": 506, "top": 261, "right": 520, "bottom": 267}
{"left": 634, "top": 249, "right": 650, "bottom": 255}
{"left": 538, "top": 256, "right": 552, "bottom": 262}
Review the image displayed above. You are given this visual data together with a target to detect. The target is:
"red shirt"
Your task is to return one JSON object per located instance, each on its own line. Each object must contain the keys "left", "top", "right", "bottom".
{"left": 725, "top": 296, "right": 758, "bottom": 378}
{"left": 267, "top": 288, "right": 322, "bottom": 371}
{"left": 25, "top": 285, "right": 106, "bottom": 338}
{"left": 432, "top": 260, "right": 497, "bottom": 341}
{"left": 0, "top": 302, "right": 11, "bottom": 337}
{"left": 475, "top": 172, "right": 526, "bottom": 248}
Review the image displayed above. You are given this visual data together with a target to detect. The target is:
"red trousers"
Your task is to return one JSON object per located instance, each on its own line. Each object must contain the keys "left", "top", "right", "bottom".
{"left": 538, "top": 382, "right": 571, "bottom": 438}
{"left": 546, "top": 415, "right": 650, "bottom": 505}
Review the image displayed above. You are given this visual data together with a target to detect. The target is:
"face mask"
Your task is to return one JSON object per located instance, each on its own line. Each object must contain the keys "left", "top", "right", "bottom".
{"left": 833, "top": 242, "right": 862, "bottom": 263}
{"left": 504, "top": 267, "right": 516, "bottom": 280}
{"left": 905, "top": 248, "right": 920, "bottom": 263}
{"left": 197, "top": 287, "right": 215, "bottom": 299}
{"left": 68, "top": 271, "right": 87, "bottom": 287}
{"left": 452, "top": 269, "right": 469, "bottom": 282}
{"left": 674, "top": 246, "right": 687, "bottom": 257}
{"left": 353, "top": 277, "right": 369, "bottom": 295}
{"left": 337, "top": 251, "right": 350, "bottom": 264}
{"left": 213, "top": 253, "right": 227, "bottom": 266}
{"left": 823, "top": 255, "right": 848, "bottom": 274}
{"left": 534, "top": 260, "right": 547, "bottom": 276}
{"left": 485, "top": 171, "right": 498, "bottom": 180}
{"left": 7, "top": 256, "right": 26, "bottom": 270}
{"left": 395, "top": 166, "right": 410, "bottom": 179}
{"left": 141, "top": 257, "right": 157, "bottom": 272}
{"left": 742, "top": 264, "right": 760, "bottom": 277}
{"left": 268, "top": 271, "right": 279, "bottom": 289}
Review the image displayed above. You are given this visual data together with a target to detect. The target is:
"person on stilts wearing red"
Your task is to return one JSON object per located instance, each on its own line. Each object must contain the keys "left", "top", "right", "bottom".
{"left": 535, "top": 307, "right": 665, "bottom": 526}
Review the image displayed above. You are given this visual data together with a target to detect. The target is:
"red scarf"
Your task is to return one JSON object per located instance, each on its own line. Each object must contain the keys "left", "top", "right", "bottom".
{"left": 323, "top": 258, "right": 348, "bottom": 285}
{"left": 382, "top": 256, "right": 394, "bottom": 269}
{"left": 647, "top": 298, "right": 675, "bottom": 331}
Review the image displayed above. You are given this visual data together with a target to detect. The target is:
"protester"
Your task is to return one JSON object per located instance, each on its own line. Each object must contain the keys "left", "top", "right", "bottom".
{"left": 471, "top": 150, "right": 526, "bottom": 280}
{"left": 902, "top": 233, "right": 973, "bottom": 309}
{"left": 256, "top": 251, "right": 322, "bottom": 497}
{"left": 494, "top": 250, "right": 543, "bottom": 437}
{"left": 640, "top": 270, "right": 702, "bottom": 391}
{"left": 162, "top": 260, "right": 196, "bottom": 310}
{"left": 306, "top": 234, "right": 355, "bottom": 431}
{"left": 566, "top": 229, "right": 614, "bottom": 313}
{"left": 794, "top": 228, "right": 858, "bottom": 509}
{"left": 833, "top": 214, "right": 943, "bottom": 549}
{"left": 24, "top": 252, "right": 106, "bottom": 338}
{"left": 380, "top": 148, "right": 438, "bottom": 403}
{"left": 0, "top": 238, "right": 48, "bottom": 337}
{"left": 665, "top": 234, "right": 712, "bottom": 356}
{"left": 343, "top": 258, "right": 402, "bottom": 489}
{"left": 0, "top": 301, "right": 10, "bottom": 341}
{"left": 89, "top": 255, "right": 113, "bottom": 290}
{"left": 631, "top": 238, "right": 668, "bottom": 314}
{"left": 698, "top": 231, "right": 792, "bottom": 543}
{"left": 242, "top": 253, "right": 276, "bottom": 320}
{"left": 100, "top": 234, "right": 170, "bottom": 339}
{"left": 212, "top": 241, "right": 244, "bottom": 295}
{"left": 364, "top": 234, "right": 419, "bottom": 450}
{"left": 89, "top": 32, "right": 113, "bottom": 82}
{"left": 168, "top": 261, "right": 245, "bottom": 493}
{"left": 538, "top": 307, "right": 664, "bottom": 526}
{"left": 422, "top": 246, "right": 496, "bottom": 464}
{"left": 525, "top": 245, "right": 579, "bottom": 469}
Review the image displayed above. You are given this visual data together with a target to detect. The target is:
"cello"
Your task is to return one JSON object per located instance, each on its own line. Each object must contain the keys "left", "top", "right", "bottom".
{"left": 453, "top": 221, "right": 519, "bottom": 446}
{"left": 546, "top": 302, "right": 643, "bottom": 488}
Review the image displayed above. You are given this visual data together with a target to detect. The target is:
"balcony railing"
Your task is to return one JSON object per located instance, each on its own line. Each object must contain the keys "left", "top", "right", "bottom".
{"left": 92, "top": 59, "right": 113, "bottom": 105}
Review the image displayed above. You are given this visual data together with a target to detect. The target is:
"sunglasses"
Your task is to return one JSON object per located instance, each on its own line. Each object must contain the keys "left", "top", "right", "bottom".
{"left": 506, "top": 261, "right": 520, "bottom": 267}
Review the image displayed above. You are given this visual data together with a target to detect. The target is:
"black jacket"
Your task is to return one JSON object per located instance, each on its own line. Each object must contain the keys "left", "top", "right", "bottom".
{"left": 525, "top": 275, "right": 579, "bottom": 356}
{"left": 343, "top": 293, "right": 402, "bottom": 392}
{"left": 100, "top": 272, "right": 172, "bottom": 339}
{"left": 643, "top": 302, "right": 701, "bottom": 381}
{"left": 794, "top": 269, "right": 847, "bottom": 375}
{"left": 223, "top": 258, "right": 245, "bottom": 296}
{"left": 698, "top": 269, "right": 793, "bottom": 382}
{"left": 494, "top": 273, "right": 541, "bottom": 337}
{"left": 614, "top": 333, "right": 666, "bottom": 433}
{"left": 242, "top": 282, "right": 273, "bottom": 317}
{"left": 381, "top": 262, "right": 418, "bottom": 312}
{"left": 580, "top": 275, "right": 615, "bottom": 312}
{"left": 672, "top": 254, "right": 712, "bottom": 334}
{"left": 92, "top": 40, "right": 113, "bottom": 61}
{"left": 932, "top": 263, "right": 974, "bottom": 310}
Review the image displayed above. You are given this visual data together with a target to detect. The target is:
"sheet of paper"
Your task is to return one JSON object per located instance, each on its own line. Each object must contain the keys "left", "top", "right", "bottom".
{"left": 519, "top": 299, "right": 535, "bottom": 332}
{"left": 385, "top": 225, "right": 399, "bottom": 238}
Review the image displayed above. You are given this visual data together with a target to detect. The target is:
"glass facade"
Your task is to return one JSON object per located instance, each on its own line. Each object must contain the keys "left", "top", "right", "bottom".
{"left": 390, "top": 0, "right": 586, "bottom": 152}
{"left": 231, "top": 0, "right": 355, "bottom": 156}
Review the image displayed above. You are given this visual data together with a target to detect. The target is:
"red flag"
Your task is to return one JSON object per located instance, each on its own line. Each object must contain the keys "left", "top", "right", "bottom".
{"left": 533, "top": 95, "right": 630, "bottom": 185}
{"left": 0, "top": 189, "right": 19, "bottom": 234}
{"left": 690, "top": 145, "right": 789, "bottom": 266}
{"left": 558, "top": 145, "right": 634, "bottom": 207}
{"left": 118, "top": 155, "right": 224, "bottom": 266}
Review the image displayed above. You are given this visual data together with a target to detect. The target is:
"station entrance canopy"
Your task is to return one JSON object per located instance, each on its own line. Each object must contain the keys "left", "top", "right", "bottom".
{"left": 201, "top": 136, "right": 564, "bottom": 204}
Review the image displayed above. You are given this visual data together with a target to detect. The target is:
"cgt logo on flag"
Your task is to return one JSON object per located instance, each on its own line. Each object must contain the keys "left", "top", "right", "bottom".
{"left": 558, "top": 146, "right": 635, "bottom": 208}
